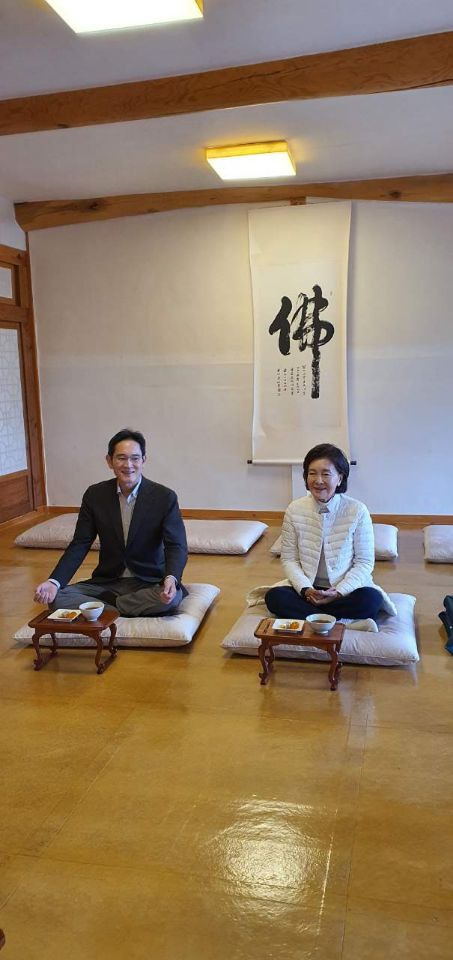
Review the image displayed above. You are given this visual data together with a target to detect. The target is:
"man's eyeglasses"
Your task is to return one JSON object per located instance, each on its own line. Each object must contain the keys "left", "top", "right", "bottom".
{"left": 113, "top": 455, "right": 143, "bottom": 464}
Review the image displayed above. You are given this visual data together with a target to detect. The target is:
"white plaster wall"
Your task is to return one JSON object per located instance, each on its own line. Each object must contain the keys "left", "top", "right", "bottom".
{"left": 29, "top": 206, "right": 291, "bottom": 509}
{"left": 346, "top": 202, "right": 453, "bottom": 513}
{"left": 0, "top": 196, "right": 26, "bottom": 250}
{"left": 29, "top": 201, "right": 453, "bottom": 513}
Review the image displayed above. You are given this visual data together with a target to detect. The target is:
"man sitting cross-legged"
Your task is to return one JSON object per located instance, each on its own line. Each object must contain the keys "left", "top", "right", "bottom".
{"left": 34, "top": 428, "right": 188, "bottom": 617}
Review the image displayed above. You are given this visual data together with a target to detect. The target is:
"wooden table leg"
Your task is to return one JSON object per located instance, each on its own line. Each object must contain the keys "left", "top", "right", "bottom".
{"left": 32, "top": 631, "right": 57, "bottom": 671}
{"left": 108, "top": 623, "right": 118, "bottom": 659}
{"left": 95, "top": 625, "right": 118, "bottom": 674}
{"left": 328, "top": 644, "right": 342, "bottom": 691}
{"left": 94, "top": 631, "right": 105, "bottom": 674}
{"left": 32, "top": 630, "right": 44, "bottom": 670}
{"left": 259, "top": 640, "right": 272, "bottom": 685}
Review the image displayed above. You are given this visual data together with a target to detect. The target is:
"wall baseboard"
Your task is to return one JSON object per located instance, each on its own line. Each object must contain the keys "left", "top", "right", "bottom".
{"left": 183, "top": 510, "right": 453, "bottom": 528}
{"left": 28, "top": 505, "right": 283, "bottom": 522}
{"left": 371, "top": 514, "right": 453, "bottom": 529}
{"left": 4, "top": 505, "right": 453, "bottom": 531}
{"left": 0, "top": 507, "right": 51, "bottom": 531}
{"left": 181, "top": 508, "right": 284, "bottom": 523}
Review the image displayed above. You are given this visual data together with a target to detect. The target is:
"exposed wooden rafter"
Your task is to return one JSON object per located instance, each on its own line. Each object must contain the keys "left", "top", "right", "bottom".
{"left": 15, "top": 174, "right": 453, "bottom": 231}
{"left": 2, "top": 31, "right": 453, "bottom": 136}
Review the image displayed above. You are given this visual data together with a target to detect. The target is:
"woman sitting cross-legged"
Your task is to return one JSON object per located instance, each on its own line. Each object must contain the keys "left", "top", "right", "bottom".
{"left": 265, "top": 443, "right": 396, "bottom": 631}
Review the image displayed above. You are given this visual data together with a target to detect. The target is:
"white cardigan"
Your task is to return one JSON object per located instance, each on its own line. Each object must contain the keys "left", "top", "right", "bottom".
{"left": 281, "top": 493, "right": 396, "bottom": 615}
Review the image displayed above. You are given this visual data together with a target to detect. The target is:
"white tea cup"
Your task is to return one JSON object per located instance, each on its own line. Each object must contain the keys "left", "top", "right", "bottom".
{"left": 306, "top": 613, "right": 336, "bottom": 634}
{"left": 80, "top": 601, "right": 104, "bottom": 621}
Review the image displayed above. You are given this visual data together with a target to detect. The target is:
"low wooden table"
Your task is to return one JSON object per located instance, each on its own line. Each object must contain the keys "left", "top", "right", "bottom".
{"left": 254, "top": 617, "right": 345, "bottom": 690}
{"left": 28, "top": 610, "right": 119, "bottom": 675}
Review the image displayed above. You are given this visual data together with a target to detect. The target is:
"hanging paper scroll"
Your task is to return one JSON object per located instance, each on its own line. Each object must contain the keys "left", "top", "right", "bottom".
{"left": 249, "top": 202, "right": 351, "bottom": 462}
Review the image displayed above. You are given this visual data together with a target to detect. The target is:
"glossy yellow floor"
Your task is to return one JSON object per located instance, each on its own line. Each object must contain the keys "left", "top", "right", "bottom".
{"left": 1, "top": 517, "right": 452, "bottom": 959}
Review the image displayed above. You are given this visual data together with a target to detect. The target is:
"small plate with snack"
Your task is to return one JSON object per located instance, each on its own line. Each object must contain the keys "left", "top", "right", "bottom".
{"left": 47, "top": 609, "right": 81, "bottom": 622}
{"left": 272, "top": 618, "right": 304, "bottom": 633}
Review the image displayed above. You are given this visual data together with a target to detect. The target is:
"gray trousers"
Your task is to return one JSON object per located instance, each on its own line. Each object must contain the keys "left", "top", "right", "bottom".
{"left": 53, "top": 577, "right": 183, "bottom": 618}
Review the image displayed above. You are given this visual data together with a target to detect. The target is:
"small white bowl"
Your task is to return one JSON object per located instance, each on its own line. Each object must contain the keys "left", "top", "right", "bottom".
{"left": 80, "top": 601, "right": 104, "bottom": 621}
{"left": 306, "top": 613, "right": 336, "bottom": 634}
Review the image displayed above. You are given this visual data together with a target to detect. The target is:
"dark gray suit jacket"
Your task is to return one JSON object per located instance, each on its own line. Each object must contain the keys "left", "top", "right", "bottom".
{"left": 50, "top": 477, "right": 187, "bottom": 589}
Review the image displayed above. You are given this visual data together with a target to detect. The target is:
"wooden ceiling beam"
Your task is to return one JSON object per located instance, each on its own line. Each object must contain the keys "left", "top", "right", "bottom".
{"left": 2, "top": 31, "right": 453, "bottom": 136}
{"left": 15, "top": 174, "right": 453, "bottom": 231}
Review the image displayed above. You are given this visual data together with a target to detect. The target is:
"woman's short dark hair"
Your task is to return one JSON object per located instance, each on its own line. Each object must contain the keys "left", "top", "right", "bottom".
{"left": 303, "top": 443, "right": 349, "bottom": 493}
{"left": 108, "top": 428, "right": 146, "bottom": 458}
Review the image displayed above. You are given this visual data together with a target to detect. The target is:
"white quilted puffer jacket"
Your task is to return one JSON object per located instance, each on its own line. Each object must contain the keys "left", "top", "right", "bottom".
{"left": 281, "top": 493, "right": 396, "bottom": 615}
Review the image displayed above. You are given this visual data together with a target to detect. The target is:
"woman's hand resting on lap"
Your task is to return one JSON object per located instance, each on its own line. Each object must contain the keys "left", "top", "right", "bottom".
{"left": 305, "top": 587, "right": 339, "bottom": 606}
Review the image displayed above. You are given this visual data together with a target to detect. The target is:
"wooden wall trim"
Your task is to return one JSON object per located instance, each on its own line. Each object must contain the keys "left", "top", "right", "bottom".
{"left": 15, "top": 172, "right": 453, "bottom": 231}
{"left": 0, "top": 244, "right": 45, "bottom": 516}
{"left": 1, "top": 31, "right": 453, "bottom": 136}
{"left": 33, "top": 506, "right": 285, "bottom": 523}
{"left": 0, "top": 244, "right": 26, "bottom": 264}
{"left": 371, "top": 514, "right": 453, "bottom": 529}
{"left": 0, "top": 303, "right": 27, "bottom": 322}
{"left": 0, "top": 469, "right": 28, "bottom": 483}
{"left": 181, "top": 508, "right": 284, "bottom": 522}
{"left": 7, "top": 507, "right": 453, "bottom": 530}
{"left": 22, "top": 240, "right": 46, "bottom": 508}
{"left": 0, "top": 506, "right": 53, "bottom": 531}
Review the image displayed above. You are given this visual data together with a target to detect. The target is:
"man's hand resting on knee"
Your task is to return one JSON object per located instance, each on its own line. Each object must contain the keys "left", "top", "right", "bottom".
{"left": 159, "top": 575, "right": 177, "bottom": 604}
{"left": 34, "top": 580, "right": 58, "bottom": 605}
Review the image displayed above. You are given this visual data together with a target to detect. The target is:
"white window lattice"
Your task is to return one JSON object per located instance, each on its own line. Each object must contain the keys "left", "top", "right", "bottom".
{"left": 0, "top": 328, "right": 27, "bottom": 476}
{"left": 0, "top": 266, "right": 13, "bottom": 300}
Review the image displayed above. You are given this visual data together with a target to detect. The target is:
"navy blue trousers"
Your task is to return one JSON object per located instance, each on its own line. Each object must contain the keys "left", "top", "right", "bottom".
{"left": 265, "top": 585, "right": 382, "bottom": 620}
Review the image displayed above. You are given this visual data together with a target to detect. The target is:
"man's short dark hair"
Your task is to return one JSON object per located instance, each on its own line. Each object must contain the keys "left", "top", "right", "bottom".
{"left": 303, "top": 443, "right": 349, "bottom": 493}
{"left": 108, "top": 429, "right": 146, "bottom": 458}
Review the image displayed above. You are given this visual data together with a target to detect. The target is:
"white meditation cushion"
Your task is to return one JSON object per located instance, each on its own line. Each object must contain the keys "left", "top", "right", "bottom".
{"left": 269, "top": 522, "right": 398, "bottom": 561}
{"left": 269, "top": 535, "right": 282, "bottom": 557}
{"left": 14, "top": 513, "right": 95, "bottom": 550}
{"left": 372, "top": 523, "right": 399, "bottom": 559}
{"left": 15, "top": 515, "right": 267, "bottom": 556}
{"left": 423, "top": 525, "right": 453, "bottom": 563}
{"left": 14, "top": 583, "right": 219, "bottom": 648}
{"left": 221, "top": 593, "right": 417, "bottom": 666}
{"left": 183, "top": 519, "right": 267, "bottom": 554}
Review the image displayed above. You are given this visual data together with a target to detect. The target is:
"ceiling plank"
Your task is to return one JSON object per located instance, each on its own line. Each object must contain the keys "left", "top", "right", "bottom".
{"left": 15, "top": 174, "right": 453, "bottom": 231}
{"left": 2, "top": 31, "right": 453, "bottom": 136}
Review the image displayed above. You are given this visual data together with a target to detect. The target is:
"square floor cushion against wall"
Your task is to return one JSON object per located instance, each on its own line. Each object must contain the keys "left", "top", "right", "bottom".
{"left": 269, "top": 523, "right": 398, "bottom": 561}
{"left": 15, "top": 516, "right": 267, "bottom": 555}
{"left": 423, "top": 526, "right": 453, "bottom": 563}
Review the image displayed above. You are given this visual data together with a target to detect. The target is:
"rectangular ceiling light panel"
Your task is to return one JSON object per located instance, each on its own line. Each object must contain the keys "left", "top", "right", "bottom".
{"left": 206, "top": 142, "right": 296, "bottom": 181}
{"left": 45, "top": 0, "right": 203, "bottom": 33}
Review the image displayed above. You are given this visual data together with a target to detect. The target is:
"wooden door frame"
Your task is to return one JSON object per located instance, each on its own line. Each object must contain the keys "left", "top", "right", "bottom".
{"left": 0, "top": 241, "right": 46, "bottom": 513}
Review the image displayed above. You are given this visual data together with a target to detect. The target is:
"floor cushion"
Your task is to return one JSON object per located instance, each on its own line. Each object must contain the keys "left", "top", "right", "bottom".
{"left": 15, "top": 516, "right": 267, "bottom": 556}
{"left": 269, "top": 522, "right": 398, "bottom": 561}
{"left": 14, "top": 583, "right": 219, "bottom": 649}
{"left": 221, "top": 593, "right": 417, "bottom": 666}
{"left": 423, "top": 525, "right": 453, "bottom": 563}
{"left": 269, "top": 535, "right": 282, "bottom": 557}
{"left": 184, "top": 519, "right": 267, "bottom": 554}
{"left": 372, "top": 523, "right": 399, "bottom": 560}
{"left": 15, "top": 513, "right": 91, "bottom": 550}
